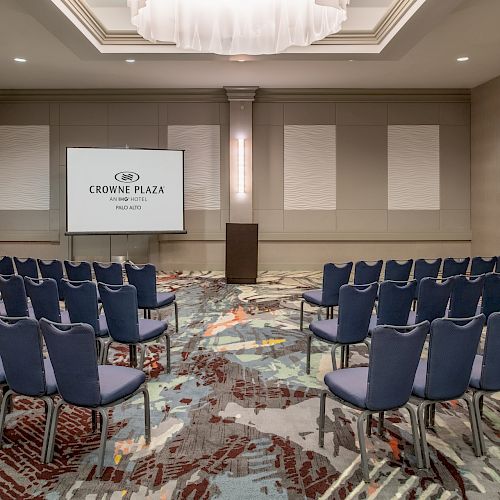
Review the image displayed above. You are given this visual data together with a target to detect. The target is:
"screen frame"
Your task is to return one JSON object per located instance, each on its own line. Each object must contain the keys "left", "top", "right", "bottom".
{"left": 65, "top": 146, "right": 187, "bottom": 236}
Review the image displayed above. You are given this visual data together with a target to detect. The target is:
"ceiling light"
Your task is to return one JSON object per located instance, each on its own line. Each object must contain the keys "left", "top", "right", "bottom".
{"left": 128, "top": 0, "right": 350, "bottom": 55}
{"left": 14, "top": 57, "right": 27, "bottom": 63}
{"left": 456, "top": 56, "right": 469, "bottom": 62}
{"left": 125, "top": 59, "right": 136, "bottom": 63}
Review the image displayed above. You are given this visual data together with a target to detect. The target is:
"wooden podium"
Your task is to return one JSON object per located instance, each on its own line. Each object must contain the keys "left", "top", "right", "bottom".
{"left": 225, "top": 223, "right": 258, "bottom": 284}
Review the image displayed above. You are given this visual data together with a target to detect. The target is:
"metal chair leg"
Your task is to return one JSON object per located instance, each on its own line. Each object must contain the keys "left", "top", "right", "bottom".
{"left": 143, "top": 309, "right": 147, "bottom": 319}
{"left": 300, "top": 300, "right": 305, "bottom": 331}
{"left": 464, "top": 395, "right": 482, "bottom": 457}
{"left": 91, "top": 410, "right": 97, "bottom": 433}
{"left": 0, "top": 390, "right": 13, "bottom": 448}
{"left": 377, "top": 412, "right": 384, "bottom": 435}
{"left": 366, "top": 414, "right": 372, "bottom": 437}
{"left": 166, "top": 335, "right": 171, "bottom": 373}
{"left": 138, "top": 344, "right": 146, "bottom": 371}
{"left": 41, "top": 397, "right": 54, "bottom": 463}
{"left": 357, "top": 411, "right": 370, "bottom": 482}
{"left": 306, "top": 335, "right": 313, "bottom": 374}
{"left": 473, "top": 391, "right": 487, "bottom": 455}
{"left": 96, "top": 408, "right": 109, "bottom": 478}
{"left": 417, "top": 402, "right": 431, "bottom": 469}
{"left": 404, "top": 404, "right": 424, "bottom": 469}
{"left": 102, "top": 341, "right": 111, "bottom": 365}
{"left": 331, "top": 344, "right": 339, "bottom": 371}
{"left": 143, "top": 386, "right": 151, "bottom": 445}
{"left": 319, "top": 391, "right": 327, "bottom": 447}
{"left": 339, "top": 346, "right": 345, "bottom": 369}
{"left": 174, "top": 301, "right": 179, "bottom": 333}
{"left": 344, "top": 345, "right": 350, "bottom": 368}
{"left": 46, "top": 400, "right": 64, "bottom": 463}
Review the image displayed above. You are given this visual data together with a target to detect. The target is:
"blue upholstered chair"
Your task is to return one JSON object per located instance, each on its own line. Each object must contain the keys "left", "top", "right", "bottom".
{"left": 24, "top": 277, "right": 70, "bottom": 323}
{"left": 411, "top": 315, "right": 485, "bottom": 468}
{"left": 407, "top": 277, "right": 454, "bottom": 325}
{"left": 38, "top": 259, "right": 64, "bottom": 300}
{"left": 14, "top": 257, "right": 38, "bottom": 279}
{"left": 383, "top": 259, "right": 413, "bottom": 282}
{"left": 64, "top": 260, "right": 92, "bottom": 281}
{"left": 480, "top": 272, "right": 500, "bottom": 319}
{"left": 354, "top": 260, "right": 383, "bottom": 285}
{"left": 319, "top": 322, "right": 429, "bottom": 481}
{"left": 369, "top": 280, "right": 417, "bottom": 333}
{"left": 448, "top": 274, "right": 485, "bottom": 318}
{"left": 0, "top": 256, "right": 15, "bottom": 276}
{"left": 39, "top": 319, "right": 150, "bottom": 478}
{"left": 442, "top": 257, "right": 470, "bottom": 279}
{"left": 307, "top": 283, "right": 378, "bottom": 374}
{"left": 300, "top": 262, "right": 353, "bottom": 331}
{"left": 98, "top": 283, "right": 171, "bottom": 372}
{"left": 469, "top": 312, "right": 500, "bottom": 455}
{"left": 0, "top": 274, "right": 34, "bottom": 318}
{"left": 413, "top": 258, "right": 442, "bottom": 301}
{"left": 93, "top": 262, "right": 123, "bottom": 286}
{"left": 0, "top": 317, "right": 57, "bottom": 462}
{"left": 125, "top": 263, "right": 178, "bottom": 332}
{"left": 61, "top": 280, "right": 109, "bottom": 363}
{"left": 471, "top": 256, "right": 496, "bottom": 276}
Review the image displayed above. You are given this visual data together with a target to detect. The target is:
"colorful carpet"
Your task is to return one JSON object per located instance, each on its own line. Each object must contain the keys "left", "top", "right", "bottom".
{"left": 0, "top": 271, "right": 499, "bottom": 499}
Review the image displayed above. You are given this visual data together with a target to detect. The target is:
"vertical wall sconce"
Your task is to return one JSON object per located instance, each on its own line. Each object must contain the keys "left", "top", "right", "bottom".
{"left": 237, "top": 138, "right": 245, "bottom": 194}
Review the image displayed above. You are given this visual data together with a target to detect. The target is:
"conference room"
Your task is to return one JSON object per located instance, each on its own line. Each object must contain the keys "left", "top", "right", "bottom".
{"left": 0, "top": 0, "right": 499, "bottom": 498}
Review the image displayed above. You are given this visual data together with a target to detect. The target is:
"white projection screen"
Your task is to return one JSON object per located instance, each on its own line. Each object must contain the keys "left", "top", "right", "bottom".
{"left": 66, "top": 147, "right": 185, "bottom": 234}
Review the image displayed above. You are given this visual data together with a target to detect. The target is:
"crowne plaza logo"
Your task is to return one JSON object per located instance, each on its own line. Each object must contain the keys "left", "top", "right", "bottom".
{"left": 115, "top": 171, "right": 140, "bottom": 183}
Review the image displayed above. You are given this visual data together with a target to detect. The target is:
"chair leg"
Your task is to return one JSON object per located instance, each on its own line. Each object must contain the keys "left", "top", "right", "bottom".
{"left": 417, "top": 402, "right": 431, "bottom": 469}
{"left": 331, "top": 344, "right": 339, "bottom": 371}
{"left": 101, "top": 341, "right": 111, "bottom": 365}
{"left": 344, "top": 345, "right": 350, "bottom": 368}
{"left": 473, "top": 391, "right": 487, "bottom": 455}
{"left": 0, "top": 390, "right": 13, "bottom": 448}
{"left": 41, "top": 397, "right": 54, "bottom": 463}
{"left": 377, "top": 412, "right": 384, "bottom": 435}
{"left": 357, "top": 411, "right": 371, "bottom": 482}
{"left": 339, "top": 346, "right": 345, "bottom": 369}
{"left": 138, "top": 344, "right": 146, "bottom": 371}
{"left": 317, "top": 308, "right": 322, "bottom": 321}
{"left": 479, "top": 394, "right": 484, "bottom": 418}
{"left": 318, "top": 391, "right": 327, "bottom": 447}
{"left": 143, "top": 309, "right": 147, "bottom": 319}
{"left": 404, "top": 404, "right": 424, "bottom": 469}
{"left": 174, "top": 301, "right": 179, "bottom": 333}
{"left": 96, "top": 408, "right": 109, "bottom": 479}
{"left": 366, "top": 414, "right": 372, "bottom": 437}
{"left": 91, "top": 410, "right": 97, "bottom": 433}
{"left": 463, "top": 395, "right": 482, "bottom": 457}
{"left": 165, "top": 335, "right": 171, "bottom": 374}
{"left": 46, "top": 400, "right": 64, "bottom": 463}
{"left": 143, "top": 387, "right": 151, "bottom": 445}
{"left": 300, "top": 300, "right": 305, "bottom": 332}
{"left": 306, "top": 334, "right": 313, "bottom": 374}
{"left": 130, "top": 345, "right": 138, "bottom": 368}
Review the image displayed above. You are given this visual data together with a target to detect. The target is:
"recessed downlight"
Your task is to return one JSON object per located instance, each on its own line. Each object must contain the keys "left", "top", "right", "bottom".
{"left": 125, "top": 59, "right": 136, "bottom": 63}
{"left": 14, "top": 57, "right": 27, "bottom": 63}
{"left": 457, "top": 56, "right": 469, "bottom": 62}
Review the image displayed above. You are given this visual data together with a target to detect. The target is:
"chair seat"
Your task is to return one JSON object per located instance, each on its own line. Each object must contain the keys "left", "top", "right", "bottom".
{"left": 0, "top": 355, "right": 5, "bottom": 384}
{"left": 97, "top": 315, "right": 108, "bottom": 337}
{"left": 98, "top": 365, "right": 146, "bottom": 405}
{"left": 469, "top": 354, "right": 483, "bottom": 389}
{"left": 412, "top": 359, "right": 427, "bottom": 398}
{"left": 138, "top": 319, "right": 167, "bottom": 342}
{"left": 309, "top": 319, "right": 339, "bottom": 343}
{"left": 324, "top": 367, "right": 368, "bottom": 409}
{"left": 302, "top": 289, "right": 323, "bottom": 306}
{"left": 43, "top": 358, "right": 58, "bottom": 395}
{"left": 154, "top": 292, "right": 175, "bottom": 309}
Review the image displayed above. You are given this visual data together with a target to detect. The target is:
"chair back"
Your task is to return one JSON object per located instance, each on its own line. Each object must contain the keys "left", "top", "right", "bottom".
{"left": 415, "top": 277, "right": 454, "bottom": 324}
{"left": 424, "top": 315, "right": 485, "bottom": 400}
{"left": 442, "top": 257, "right": 470, "bottom": 279}
{"left": 367, "top": 322, "right": 429, "bottom": 411}
{"left": 383, "top": 259, "right": 413, "bottom": 282}
{"left": 0, "top": 274, "right": 30, "bottom": 317}
{"left": 0, "top": 317, "right": 48, "bottom": 396}
{"left": 481, "top": 273, "right": 500, "bottom": 319}
{"left": 321, "top": 262, "right": 353, "bottom": 306}
{"left": 24, "top": 277, "right": 61, "bottom": 322}
{"left": 448, "top": 274, "right": 485, "bottom": 318}
{"left": 39, "top": 319, "right": 100, "bottom": 407}
{"left": 337, "top": 283, "right": 378, "bottom": 343}
{"left": 38, "top": 259, "right": 64, "bottom": 300}
{"left": 14, "top": 257, "right": 38, "bottom": 279}
{"left": 0, "top": 256, "right": 15, "bottom": 276}
{"left": 93, "top": 262, "right": 123, "bottom": 285}
{"left": 98, "top": 283, "right": 139, "bottom": 343}
{"left": 377, "top": 280, "right": 417, "bottom": 326}
{"left": 471, "top": 256, "right": 496, "bottom": 276}
{"left": 64, "top": 260, "right": 92, "bottom": 282}
{"left": 479, "top": 312, "right": 500, "bottom": 391}
{"left": 124, "top": 263, "right": 157, "bottom": 308}
{"left": 413, "top": 258, "right": 442, "bottom": 298}
{"left": 61, "top": 280, "right": 100, "bottom": 334}
{"left": 353, "top": 260, "right": 383, "bottom": 285}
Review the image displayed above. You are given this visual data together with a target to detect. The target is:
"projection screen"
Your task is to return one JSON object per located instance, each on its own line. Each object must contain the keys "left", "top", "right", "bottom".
{"left": 66, "top": 147, "right": 185, "bottom": 234}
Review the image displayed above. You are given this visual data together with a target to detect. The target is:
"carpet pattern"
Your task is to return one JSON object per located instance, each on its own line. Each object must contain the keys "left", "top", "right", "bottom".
{"left": 0, "top": 271, "right": 499, "bottom": 499}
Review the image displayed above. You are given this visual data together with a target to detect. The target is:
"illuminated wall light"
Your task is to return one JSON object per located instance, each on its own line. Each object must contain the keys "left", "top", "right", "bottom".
{"left": 237, "top": 138, "right": 245, "bottom": 194}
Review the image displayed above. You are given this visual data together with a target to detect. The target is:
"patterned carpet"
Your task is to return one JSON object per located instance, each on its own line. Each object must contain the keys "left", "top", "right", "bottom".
{"left": 0, "top": 271, "right": 499, "bottom": 499}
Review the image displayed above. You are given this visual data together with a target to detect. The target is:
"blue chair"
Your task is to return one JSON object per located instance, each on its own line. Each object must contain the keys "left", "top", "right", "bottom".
{"left": 448, "top": 274, "right": 485, "bottom": 318}
{"left": 408, "top": 277, "right": 454, "bottom": 325}
{"left": 0, "top": 274, "right": 33, "bottom": 318}
{"left": 64, "top": 260, "right": 93, "bottom": 281}
{"left": 300, "top": 262, "right": 353, "bottom": 331}
{"left": 383, "top": 259, "right": 413, "bottom": 282}
{"left": 307, "top": 283, "right": 378, "bottom": 374}
{"left": 0, "top": 316, "right": 57, "bottom": 462}
{"left": 93, "top": 262, "right": 123, "bottom": 286}
{"left": 14, "top": 257, "right": 38, "bottom": 279}
{"left": 471, "top": 256, "right": 496, "bottom": 276}
{"left": 480, "top": 273, "right": 500, "bottom": 319}
{"left": 39, "top": 319, "right": 150, "bottom": 478}
{"left": 38, "top": 259, "right": 64, "bottom": 301}
{"left": 0, "top": 257, "right": 14, "bottom": 276}
{"left": 354, "top": 260, "right": 383, "bottom": 285}
{"left": 411, "top": 315, "right": 485, "bottom": 468}
{"left": 61, "top": 280, "right": 109, "bottom": 363}
{"left": 442, "top": 257, "right": 470, "bottom": 279}
{"left": 98, "top": 283, "right": 171, "bottom": 372}
{"left": 24, "top": 277, "right": 70, "bottom": 323}
{"left": 413, "top": 258, "right": 442, "bottom": 301}
{"left": 469, "top": 312, "right": 500, "bottom": 455}
{"left": 369, "top": 280, "right": 417, "bottom": 333}
{"left": 125, "top": 263, "right": 178, "bottom": 332}
{"left": 319, "top": 322, "right": 429, "bottom": 481}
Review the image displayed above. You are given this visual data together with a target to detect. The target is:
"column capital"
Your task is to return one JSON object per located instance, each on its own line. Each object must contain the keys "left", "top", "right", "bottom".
{"left": 224, "top": 86, "right": 259, "bottom": 102}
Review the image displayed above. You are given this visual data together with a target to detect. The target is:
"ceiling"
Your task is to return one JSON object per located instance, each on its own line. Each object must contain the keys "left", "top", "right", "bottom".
{"left": 1, "top": 0, "right": 499, "bottom": 89}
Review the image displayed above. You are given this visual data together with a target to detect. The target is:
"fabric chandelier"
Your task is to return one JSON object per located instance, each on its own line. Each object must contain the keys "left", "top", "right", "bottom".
{"left": 128, "top": 0, "right": 350, "bottom": 55}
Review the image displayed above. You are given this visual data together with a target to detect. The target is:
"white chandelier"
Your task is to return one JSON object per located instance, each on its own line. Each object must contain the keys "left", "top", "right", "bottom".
{"left": 128, "top": 0, "right": 350, "bottom": 56}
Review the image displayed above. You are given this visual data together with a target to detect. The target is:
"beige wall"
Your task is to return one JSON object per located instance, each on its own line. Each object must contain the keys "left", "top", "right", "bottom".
{"left": 471, "top": 76, "right": 500, "bottom": 257}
